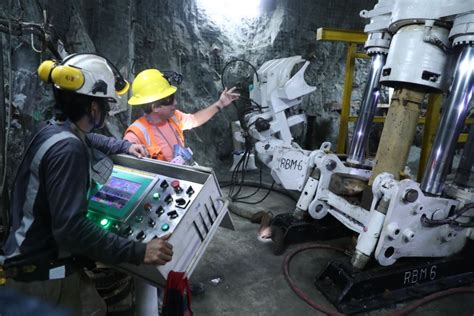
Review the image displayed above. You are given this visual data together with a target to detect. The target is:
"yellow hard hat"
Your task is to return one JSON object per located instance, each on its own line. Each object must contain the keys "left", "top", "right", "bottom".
{"left": 128, "top": 69, "right": 177, "bottom": 105}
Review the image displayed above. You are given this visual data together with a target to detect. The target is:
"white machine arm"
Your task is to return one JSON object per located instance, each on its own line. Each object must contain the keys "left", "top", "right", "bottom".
{"left": 242, "top": 56, "right": 316, "bottom": 191}
{"left": 248, "top": 55, "right": 315, "bottom": 146}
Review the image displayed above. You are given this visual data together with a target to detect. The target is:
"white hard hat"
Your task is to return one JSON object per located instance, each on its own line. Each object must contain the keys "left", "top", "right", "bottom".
{"left": 38, "top": 53, "right": 129, "bottom": 103}
{"left": 60, "top": 54, "right": 119, "bottom": 102}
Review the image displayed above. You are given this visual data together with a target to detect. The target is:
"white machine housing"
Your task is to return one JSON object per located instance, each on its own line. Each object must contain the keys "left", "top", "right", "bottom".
{"left": 361, "top": 0, "right": 474, "bottom": 90}
{"left": 370, "top": 174, "right": 471, "bottom": 266}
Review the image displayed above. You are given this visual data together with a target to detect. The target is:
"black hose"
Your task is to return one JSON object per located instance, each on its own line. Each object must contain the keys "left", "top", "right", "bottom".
{"left": 220, "top": 58, "right": 260, "bottom": 90}
{"left": 420, "top": 203, "right": 474, "bottom": 227}
{"left": 220, "top": 180, "right": 299, "bottom": 202}
{"left": 221, "top": 180, "right": 298, "bottom": 220}
{"left": 234, "top": 181, "right": 275, "bottom": 205}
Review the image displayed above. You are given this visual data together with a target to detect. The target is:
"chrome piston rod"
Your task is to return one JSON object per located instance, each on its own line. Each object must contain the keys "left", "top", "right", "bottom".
{"left": 347, "top": 53, "right": 386, "bottom": 164}
{"left": 421, "top": 45, "right": 474, "bottom": 195}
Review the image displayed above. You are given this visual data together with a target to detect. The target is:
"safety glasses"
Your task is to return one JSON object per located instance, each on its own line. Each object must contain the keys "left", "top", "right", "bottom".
{"left": 156, "top": 94, "right": 175, "bottom": 106}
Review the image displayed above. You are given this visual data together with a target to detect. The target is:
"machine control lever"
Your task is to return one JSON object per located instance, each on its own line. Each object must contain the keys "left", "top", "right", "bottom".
{"left": 136, "top": 231, "right": 146, "bottom": 241}
{"left": 164, "top": 194, "right": 173, "bottom": 204}
{"left": 155, "top": 206, "right": 165, "bottom": 216}
{"left": 186, "top": 186, "right": 195, "bottom": 196}
{"left": 160, "top": 180, "right": 169, "bottom": 189}
{"left": 167, "top": 210, "right": 179, "bottom": 219}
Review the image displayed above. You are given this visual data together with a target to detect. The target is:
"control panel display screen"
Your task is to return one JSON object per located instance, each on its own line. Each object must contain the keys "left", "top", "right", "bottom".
{"left": 91, "top": 177, "right": 142, "bottom": 209}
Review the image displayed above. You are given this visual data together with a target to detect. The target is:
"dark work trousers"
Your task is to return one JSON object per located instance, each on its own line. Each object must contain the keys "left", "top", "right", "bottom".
{"left": 5, "top": 269, "right": 106, "bottom": 316}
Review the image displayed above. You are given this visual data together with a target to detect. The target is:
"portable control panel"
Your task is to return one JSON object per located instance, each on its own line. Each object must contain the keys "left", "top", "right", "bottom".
{"left": 86, "top": 155, "right": 233, "bottom": 286}
{"left": 87, "top": 166, "right": 204, "bottom": 242}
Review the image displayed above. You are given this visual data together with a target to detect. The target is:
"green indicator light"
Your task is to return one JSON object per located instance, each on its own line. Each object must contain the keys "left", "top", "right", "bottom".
{"left": 100, "top": 218, "right": 109, "bottom": 226}
{"left": 153, "top": 192, "right": 160, "bottom": 200}
{"left": 161, "top": 223, "right": 170, "bottom": 231}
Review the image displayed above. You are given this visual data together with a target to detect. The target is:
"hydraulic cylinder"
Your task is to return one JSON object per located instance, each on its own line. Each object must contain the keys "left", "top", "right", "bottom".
{"left": 421, "top": 45, "right": 474, "bottom": 195}
{"left": 348, "top": 54, "right": 387, "bottom": 165}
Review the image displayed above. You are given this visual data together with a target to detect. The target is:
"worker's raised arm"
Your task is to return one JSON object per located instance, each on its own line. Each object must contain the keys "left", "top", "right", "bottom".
{"left": 191, "top": 87, "right": 240, "bottom": 127}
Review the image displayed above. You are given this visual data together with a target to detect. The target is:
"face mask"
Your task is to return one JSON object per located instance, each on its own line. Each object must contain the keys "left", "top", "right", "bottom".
{"left": 90, "top": 99, "right": 110, "bottom": 129}
{"left": 91, "top": 112, "right": 106, "bottom": 129}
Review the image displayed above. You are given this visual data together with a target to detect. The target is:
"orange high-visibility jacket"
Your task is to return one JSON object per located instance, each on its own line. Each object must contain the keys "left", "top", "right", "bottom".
{"left": 125, "top": 115, "right": 185, "bottom": 161}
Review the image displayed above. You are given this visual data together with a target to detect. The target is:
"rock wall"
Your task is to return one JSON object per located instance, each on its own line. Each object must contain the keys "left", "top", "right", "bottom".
{"left": 1, "top": 0, "right": 376, "bottom": 185}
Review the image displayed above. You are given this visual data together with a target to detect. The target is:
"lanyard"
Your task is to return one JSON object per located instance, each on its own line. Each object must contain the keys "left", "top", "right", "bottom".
{"left": 152, "top": 121, "right": 183, "bottom": 149}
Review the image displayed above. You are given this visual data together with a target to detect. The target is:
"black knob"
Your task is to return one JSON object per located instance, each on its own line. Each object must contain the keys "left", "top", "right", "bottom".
{"left": 136, "top": 231, "right": 146, "bottom": 241}
{"left": 160, "top": 180, "right": 169, "bottom": 189}
{"left": 123, "top": 226, "right": 133, "bottom": 236}
{"left": 148, "top": 218, "right": 156, "bottom": 228}
{"left": 155, "top": 206, "right": 165, "bottom": 216}
{"left": 186, "top": 186, "right": 195, "bottom": 196}
{"left": 165, "top": 194, "right": 173, "bottom": 204}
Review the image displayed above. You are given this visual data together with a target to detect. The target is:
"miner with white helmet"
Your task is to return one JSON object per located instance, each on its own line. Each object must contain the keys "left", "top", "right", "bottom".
{"left": 0, "top": 53, "right": 172, "bottom": 315}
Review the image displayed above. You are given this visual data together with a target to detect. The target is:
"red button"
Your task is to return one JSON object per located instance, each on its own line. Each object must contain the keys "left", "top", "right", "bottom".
{"left": 144, "top": 203, "right": 152, "bottom": 211}
{"left": 171, "top": 180, "right": 180, "bottom": 189}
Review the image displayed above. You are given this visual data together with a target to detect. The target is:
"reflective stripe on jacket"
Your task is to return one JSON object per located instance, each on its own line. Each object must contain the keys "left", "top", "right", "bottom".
{"left": 124, "top": 116, "right": 184, "bottom": 160}
{"left": 2, "top": 121, "right": 145, "bottom": 267}
{"left": 1, "top": 130, "right": 79, "bottom": 264}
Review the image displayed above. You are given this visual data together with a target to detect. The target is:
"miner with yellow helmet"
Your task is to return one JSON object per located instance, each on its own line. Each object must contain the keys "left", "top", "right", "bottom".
{"left": 1, "top": 53, "right": 173, "bottom": 314}
{"left": 125, "top": 68, "right": 240, "bottom": 163}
